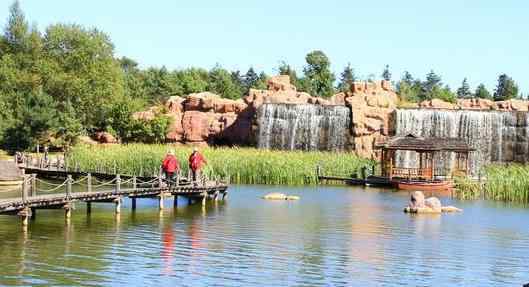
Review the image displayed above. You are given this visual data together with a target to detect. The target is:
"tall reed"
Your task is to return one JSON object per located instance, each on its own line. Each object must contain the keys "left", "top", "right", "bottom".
{"left": 67, "top": 144, "right": 373, "bottom": 185}
{"left": 454, "top": 163, "right": 529, "bottom": 203}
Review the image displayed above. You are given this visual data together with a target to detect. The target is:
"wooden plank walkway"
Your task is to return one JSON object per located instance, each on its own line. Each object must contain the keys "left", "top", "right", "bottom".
{"left": 1, "top": 165, "right": 229, "bottom": 225}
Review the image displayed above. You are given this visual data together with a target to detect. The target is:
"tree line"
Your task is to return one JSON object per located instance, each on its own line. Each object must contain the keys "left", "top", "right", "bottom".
{"left": 0, "top": 1, "right": 523, "bottom": 152}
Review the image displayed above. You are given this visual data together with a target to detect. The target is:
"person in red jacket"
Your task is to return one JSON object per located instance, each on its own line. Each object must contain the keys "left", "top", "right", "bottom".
{"left": 188, "top": 147, "right": 207, "bottom": 183}
{"left": 161, "top": 150, "right": 179, "bottom": 185}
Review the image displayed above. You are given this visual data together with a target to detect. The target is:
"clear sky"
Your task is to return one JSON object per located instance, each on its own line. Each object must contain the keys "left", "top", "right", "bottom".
{"left": 1, "top": 0, "right": 528, "bottom": 93}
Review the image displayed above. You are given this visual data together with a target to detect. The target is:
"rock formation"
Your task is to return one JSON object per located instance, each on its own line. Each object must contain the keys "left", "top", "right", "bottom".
{"left": 417, "top": 98, "right": 529, "bottom": 112}
{"left": 404, "top": 191, "right": 462, "bottom": 214}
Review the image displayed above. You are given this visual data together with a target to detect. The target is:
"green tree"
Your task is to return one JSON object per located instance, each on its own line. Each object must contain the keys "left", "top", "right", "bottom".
{"left": 456, "top": 78, "right": 472, "bottom": 98}
{"left": 3, "top": 0, "right": 29, "bottom": 53}
{"left": 337, "top": 63, "right": 355, "bottom": 93}
{"left": 177, "top": 67, "right": 209, "bottom": 95}
{"left": 494, "top": 74, "right": 518, "bottom": 101}
{"left": 207, "top": 64, "right": 242, "bottom": 99}
{"left": 42, "top": 24, "right": 124, "bottom": 129}
{"left": 2, "top": 91, "right": 58, "bottom": 151}
{"left": 474, "top": 84, "right": 492, "bottom": 99}
{"left": 302, "top": 50, "right": 335, "bottom": 97}
{"left": 382, "top": 64, "right": 391, "bottom": 81}
{"left": 397, "top": 72, "right": 421, "bottom": 103}
{"left": 240, "top": 67, "right": 267, "bottom": 95}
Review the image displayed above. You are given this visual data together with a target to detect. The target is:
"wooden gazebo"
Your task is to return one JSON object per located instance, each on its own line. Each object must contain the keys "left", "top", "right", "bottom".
{"left": 376, "top": 134, "right": 474, "bottom": 182}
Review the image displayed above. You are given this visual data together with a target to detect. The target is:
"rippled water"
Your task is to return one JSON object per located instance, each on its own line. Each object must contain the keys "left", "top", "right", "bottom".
{"left": 1, "top": 185, "right": 529, "bottom": 286}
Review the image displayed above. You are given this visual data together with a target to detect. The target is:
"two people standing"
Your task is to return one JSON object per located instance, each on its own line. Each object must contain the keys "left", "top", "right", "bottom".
{"left": 161, "top": 147, "right": 207, "bottom": 185}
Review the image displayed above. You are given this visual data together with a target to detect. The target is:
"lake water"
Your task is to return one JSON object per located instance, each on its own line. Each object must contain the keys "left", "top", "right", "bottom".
{"left": 0, "top": 185, "right": 529, "bottom": 286}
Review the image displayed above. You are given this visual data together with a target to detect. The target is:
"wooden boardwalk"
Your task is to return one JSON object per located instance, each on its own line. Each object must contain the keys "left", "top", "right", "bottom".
{"left": 1, "top": 166, "right": 229, "bottom": 225}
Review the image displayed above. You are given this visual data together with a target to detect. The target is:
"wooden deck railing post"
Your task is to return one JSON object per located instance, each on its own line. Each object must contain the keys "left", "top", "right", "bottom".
{"left": 66, "top": 175, "right": 72, "bottom": 199}
{"left": 131, "top": 176, "right": 137, "bottom": 210}
{"left": 87, "top": 173, "right": 92, "bottom": 193}
{"left": 31, "top": 174, "right": 37, "bottom": 197}
{"left": 21, "top": 175, "right": 28, "bottom": 202}
{"left": 115, "top": 175, "right": 121, "bottom": 194}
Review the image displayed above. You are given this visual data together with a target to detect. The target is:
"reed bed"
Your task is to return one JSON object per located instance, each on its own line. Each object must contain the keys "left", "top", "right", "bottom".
{"left": 67, "top": 144, "right": 373, "bottom": 185}
{"left": 454, "top": 164, "right": 529, "bottom": 203}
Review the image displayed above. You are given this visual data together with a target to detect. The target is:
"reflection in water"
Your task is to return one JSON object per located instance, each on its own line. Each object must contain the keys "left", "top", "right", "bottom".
{"left": 0, "top": 185, "right": 529, "bottom": 286}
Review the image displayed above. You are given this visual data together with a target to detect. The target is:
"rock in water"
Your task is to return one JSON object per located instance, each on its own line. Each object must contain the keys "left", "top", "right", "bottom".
{"left": 409, "top": 191, "right": 426, "bottom": 209}
{"left": 425, "top": 197, "right": 442, "bottom": 213}
{"left": 404, "top": 191, "right": 462, "bottom": 214}
{"left": 441, "top": 206, "right": 463, "bottom": 212}
{"left": 262, "top": 193, "right": 299, "bottom": 200}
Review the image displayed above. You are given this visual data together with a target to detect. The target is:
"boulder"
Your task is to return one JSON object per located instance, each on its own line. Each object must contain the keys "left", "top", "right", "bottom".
{"left": 424, "top": 197, "right": 442, "bottom": 213}
{"left": 456, "top": 98, "right": 495, "bottom": 110}
{"left": 262, "top": 192, "right": 300, "bottom": 200}
{"left": 267, "top": 75, "right": 297, "bottom": 92}
{"left": 419, "top": 99, "right": 456, "bottom": 109}
{"left": 165, "top": 113, "right": 184, "bottom": 142}
{"left": 181, "top": 111, "right": 210, "bottom": 142}
{"left": 409, "top": 191, "right": 426, "bottom": 209}
{"left": 165, "top": 96, "right": 185, "bottom": 113}
{"left": 404, "top": 191, "right": 462, "bottom": 214}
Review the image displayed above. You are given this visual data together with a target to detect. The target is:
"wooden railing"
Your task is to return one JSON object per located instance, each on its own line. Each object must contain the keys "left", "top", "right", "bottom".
{"left": 391, "top": 167, "right": 433, "bottom": 180}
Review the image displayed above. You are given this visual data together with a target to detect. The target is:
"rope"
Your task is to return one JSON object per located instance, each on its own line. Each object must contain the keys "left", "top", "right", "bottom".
{"left": 92, "top": 177, "right": 117, "bottom": 185}
{"left": 37, "top": 181, "right": 68, "bottom": 193}
{"left": 91, "top": 178, "right": 117, "bottom": 188}
{"left": 136, "top": 178, "right": 159, "bottom": 185}
{"left": 36, "top": 178, "right": 69, "bottom": 187}
{"left": 71, "top": 176, "right": 88, "bottom": 185}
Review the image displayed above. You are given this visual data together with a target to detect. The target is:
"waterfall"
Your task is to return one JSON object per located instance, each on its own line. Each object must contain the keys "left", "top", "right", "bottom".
{"left": 394, "top": 109, "right": 529, "bottom": 176}
{"left": 257, "top": 103, "right": 351, "bottom": 151}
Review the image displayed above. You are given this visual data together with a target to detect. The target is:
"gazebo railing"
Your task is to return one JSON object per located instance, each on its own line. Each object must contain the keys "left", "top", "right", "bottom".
{"left": 391, "top": 167, "right": 433, "bottom": 180}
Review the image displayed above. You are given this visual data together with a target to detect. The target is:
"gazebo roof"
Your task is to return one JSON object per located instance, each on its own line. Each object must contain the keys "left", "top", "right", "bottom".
{"left": 376, "top": 134, "right": 474, "bottom": 152}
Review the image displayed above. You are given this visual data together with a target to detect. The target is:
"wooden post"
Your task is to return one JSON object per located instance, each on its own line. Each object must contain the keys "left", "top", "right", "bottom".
{"left": 173, "top": 195, "right": 178, "bottom": 207}
{"left": 66, "top": 175, "right": 72, "bottom": 199}
{"left": 159, "top": 195, "right": 164, "bottom": 210}
{"left": 132, "top": 198, "right": 137, "bottom": 210}
{"left": 22, "top": 175, "right": 28, "bottom": 202}
{"left": 115, "top": 175, "right": 121, "bottom": 194}
{"left": 87, "top": 202, "right": 92, "bottom": 214}
{"left": 201, "top": 193, "right": 206, "bottom": 206}
{"left": 31, "top": 174, "right": 37, "bottom": 197}
{"left": 64, "top": 203, "right": 72, "bottom": 219}
{"left": 115, "top": 198, "right": 121, "bottom": 214}
{"left": 132, "top": 176, "right": 137, "bottom": 210}
{"left": 87, "top": 173, "right": 92, "bottom": 193}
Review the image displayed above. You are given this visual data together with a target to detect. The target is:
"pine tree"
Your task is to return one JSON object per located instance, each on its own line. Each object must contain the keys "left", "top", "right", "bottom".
{"left": 456, "top": 78, "right": 472, "bottom": 98}
{"left": 3, "top": 0, "right": 29, "bottom": 52}
{"left": 382, "top": 64, "right": 391, "bottom": 81}
{"left": 494, "top": 74, "right": 519, "bottom": 101}
{"left": 337, "top": 63, "right": 355, "bottom": 93}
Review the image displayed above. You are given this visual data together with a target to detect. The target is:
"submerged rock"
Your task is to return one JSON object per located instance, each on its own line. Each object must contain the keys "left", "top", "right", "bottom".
{"left": 404, "top": 191, "right": 462, "bottom": 214}
{"left": 262, "top": 192, "right": 300, "bottom": 201}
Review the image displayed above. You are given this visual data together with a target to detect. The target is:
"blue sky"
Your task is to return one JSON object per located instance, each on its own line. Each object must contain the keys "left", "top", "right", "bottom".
{"left": 1, "top": 0, "right": 528, "bottom": 93}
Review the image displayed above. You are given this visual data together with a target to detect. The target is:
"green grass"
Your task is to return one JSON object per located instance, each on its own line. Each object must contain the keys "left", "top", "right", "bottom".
{"left": 66, "top": 144, "right": 374, "bottom": 185}
{"left": 454, "top": 163, "right": 529, "bottom": 203}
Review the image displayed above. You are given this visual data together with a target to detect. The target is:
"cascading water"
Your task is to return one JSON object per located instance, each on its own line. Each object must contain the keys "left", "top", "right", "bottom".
{"left": 257, "top": 103, "right": 351, "bottom": 151}
{"left": 394, "top": 109, "right": 529, "bottom": 176}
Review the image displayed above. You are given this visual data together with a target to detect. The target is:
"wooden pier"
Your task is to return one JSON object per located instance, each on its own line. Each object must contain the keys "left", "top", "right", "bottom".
{"left": 0, "top": 166, "right": 228, "bottom": 226}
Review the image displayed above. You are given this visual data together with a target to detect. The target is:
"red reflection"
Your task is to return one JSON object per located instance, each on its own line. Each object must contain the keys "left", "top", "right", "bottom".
{"left": 161, "top": 226, "right": 175, "bottom": 275}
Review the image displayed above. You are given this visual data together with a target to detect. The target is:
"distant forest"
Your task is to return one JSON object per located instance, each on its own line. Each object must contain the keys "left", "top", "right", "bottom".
{"left": 0, "top": 1, "right": 522, "bottom": 151}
